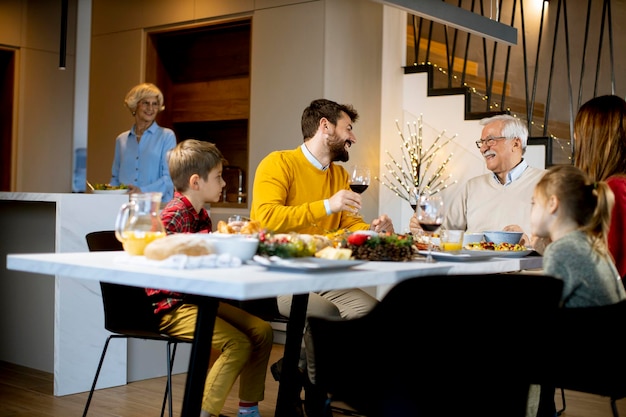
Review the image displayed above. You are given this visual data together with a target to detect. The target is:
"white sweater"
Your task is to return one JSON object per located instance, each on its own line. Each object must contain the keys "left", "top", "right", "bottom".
{"left": 445, "top": 165, "right": 546, "bottom": 236}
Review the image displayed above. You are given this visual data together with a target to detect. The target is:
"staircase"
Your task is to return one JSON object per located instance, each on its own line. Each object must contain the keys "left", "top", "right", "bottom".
{"left": 404, "top": 7, "right": 587, "bottom": 167}
{"left": 403, "top": 64, "right": 567, "bottom": 167}
{"left": 404, "top": 64, "right": 507, "bottom": 120}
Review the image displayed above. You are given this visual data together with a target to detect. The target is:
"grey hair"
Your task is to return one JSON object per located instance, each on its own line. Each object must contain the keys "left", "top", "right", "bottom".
{"left": 479, "top": 114, "right": 528, "bottom": 151}
{"left": 124, "top": 83, "right": 165, "bottom": 113}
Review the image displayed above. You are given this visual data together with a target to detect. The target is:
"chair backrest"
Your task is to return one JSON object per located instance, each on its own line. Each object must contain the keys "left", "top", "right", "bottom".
{"left": 552, "top": 299, "right": 626, "bottom": 399}
{"left": 308, "top": 273, "right": 564, "bottom": 417}
{"left": 86, "top": 231, "right": 162, "bottom": 336}
{"left": 86, "top": 230, "right": 124, "bottom": 252}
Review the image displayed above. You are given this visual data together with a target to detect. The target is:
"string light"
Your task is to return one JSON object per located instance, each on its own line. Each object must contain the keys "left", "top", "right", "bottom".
{"left": 415, "top": 62, "right": 572, "bottom": 163}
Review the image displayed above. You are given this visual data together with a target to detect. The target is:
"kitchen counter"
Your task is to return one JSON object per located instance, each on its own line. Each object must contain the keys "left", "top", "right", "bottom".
{"left": 0, "top": 192, "right": 190, "bottom": 395}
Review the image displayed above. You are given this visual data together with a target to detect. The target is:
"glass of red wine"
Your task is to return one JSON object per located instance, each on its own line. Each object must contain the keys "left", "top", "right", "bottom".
{"left": 416, "top": 193, "right": 445, "bottom": 262}
{"left": 349, "top": 165, "right": 370, "bottom": 217}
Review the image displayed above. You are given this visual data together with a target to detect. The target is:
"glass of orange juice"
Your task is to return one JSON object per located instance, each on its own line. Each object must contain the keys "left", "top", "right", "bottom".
{"left": 441, "top": 229, "right": 464, "bottom": 252}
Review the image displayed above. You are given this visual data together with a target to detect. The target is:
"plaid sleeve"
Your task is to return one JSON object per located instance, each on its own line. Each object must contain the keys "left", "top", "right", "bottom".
{"left": 161, "top": 209, "right": 189, "bottom": 234}
{"left": 145, "top": 288, "right": 185, "bottom": 314}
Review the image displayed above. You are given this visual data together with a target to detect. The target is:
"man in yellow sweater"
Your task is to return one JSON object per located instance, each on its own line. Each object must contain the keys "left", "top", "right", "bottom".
{"left": 250, "top": 98, "right": 394, "bottom": 416}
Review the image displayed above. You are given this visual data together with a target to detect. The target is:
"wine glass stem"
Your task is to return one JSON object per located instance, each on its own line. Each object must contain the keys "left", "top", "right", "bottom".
{"left": 426, "top": 235, "right": 435, "bottom": 263}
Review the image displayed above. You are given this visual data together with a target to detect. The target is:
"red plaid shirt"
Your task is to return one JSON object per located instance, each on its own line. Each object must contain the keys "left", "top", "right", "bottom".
{"left": 160, "top": 192, "right": 212, "bottom": 234}
{"left": 146, "top": 192, "right": 213, "bottom": 314}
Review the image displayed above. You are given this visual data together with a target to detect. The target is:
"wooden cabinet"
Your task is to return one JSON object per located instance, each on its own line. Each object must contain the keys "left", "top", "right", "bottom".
{"left": 146, "top": 18, "right": 251, "bottom": 207}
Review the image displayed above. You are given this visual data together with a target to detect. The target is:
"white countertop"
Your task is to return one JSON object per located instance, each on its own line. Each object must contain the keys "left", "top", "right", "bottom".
{"left": 0, "top": 191, "right": 130, "bottom": 202}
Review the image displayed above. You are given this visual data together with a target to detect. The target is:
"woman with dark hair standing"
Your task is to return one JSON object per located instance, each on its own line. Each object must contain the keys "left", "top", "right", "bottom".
{"left": 573, "top": 94, "right": 626, "bottom": 279}
{"left": 110, "top": 83, "right": 177, "bottom": 202}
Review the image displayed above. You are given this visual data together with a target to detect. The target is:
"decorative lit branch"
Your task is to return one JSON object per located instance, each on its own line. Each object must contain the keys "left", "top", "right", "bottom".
{"left": 376, "top": 115, "right": 458, "bottom": 206}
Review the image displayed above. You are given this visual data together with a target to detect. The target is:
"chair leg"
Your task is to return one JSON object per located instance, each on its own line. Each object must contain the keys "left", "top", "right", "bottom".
{"left": 556, "top": 388, "right": 566, "bottom": 416}
{"left": 82, "top": 335, "right": 125, "bottom": 417}
{"left": 611, "top": 398, "right": 620, "bottom": 417}
{"left": 161, "top": 341, "right": 179, "bottom": 417}
{"left": 322, "top": 397, "right": 334, "bottom": 417}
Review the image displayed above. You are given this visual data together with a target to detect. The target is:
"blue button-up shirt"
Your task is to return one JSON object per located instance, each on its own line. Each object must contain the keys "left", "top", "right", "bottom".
{"left": 111, "top": 121, "right": 176, "bottom": 202}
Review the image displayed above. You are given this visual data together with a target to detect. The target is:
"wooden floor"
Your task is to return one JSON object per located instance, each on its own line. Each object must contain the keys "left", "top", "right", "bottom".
{"left": 1, "top": 343, "right": 625, "bottom": 417}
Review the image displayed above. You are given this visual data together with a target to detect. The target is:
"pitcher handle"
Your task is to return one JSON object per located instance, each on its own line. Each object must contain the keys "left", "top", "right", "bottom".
{"left": 114, "top": 201, "right": 133, "bottom": 243}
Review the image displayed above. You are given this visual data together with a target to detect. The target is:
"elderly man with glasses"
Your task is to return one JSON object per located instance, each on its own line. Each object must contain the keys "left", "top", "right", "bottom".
{"left": 410, "top": 114, "right": 546, "bottom": 248}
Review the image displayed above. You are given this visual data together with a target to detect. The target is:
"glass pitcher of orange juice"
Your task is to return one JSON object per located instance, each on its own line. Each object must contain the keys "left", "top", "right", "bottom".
{"left": 115, "top": 192, "right": 166, "bottom": 255}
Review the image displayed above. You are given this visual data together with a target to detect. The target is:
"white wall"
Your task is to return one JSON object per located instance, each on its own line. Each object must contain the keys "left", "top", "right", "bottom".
{"left": 248, "top": 2, "right": 325, "bottom": 200}
{"left": 7, "top": 0, "right": 77, "bottom": 193}
{"left": 323, "top": 0, "right": 383, "bottom": 225}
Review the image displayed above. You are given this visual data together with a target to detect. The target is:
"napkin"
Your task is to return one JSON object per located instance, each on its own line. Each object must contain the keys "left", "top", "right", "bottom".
{"left": 115, "top": 253, "right": 243, "bottom": 269}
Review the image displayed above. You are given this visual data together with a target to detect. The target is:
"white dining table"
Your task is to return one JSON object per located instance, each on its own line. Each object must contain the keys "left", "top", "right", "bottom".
{"left": 6, "top": 251, "right": 542, "bottom": 417}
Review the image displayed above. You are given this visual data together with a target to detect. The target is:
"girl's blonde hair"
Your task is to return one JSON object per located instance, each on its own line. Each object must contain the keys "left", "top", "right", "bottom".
{"left": 535, "top": 164, "right": 614, "bottom": 255}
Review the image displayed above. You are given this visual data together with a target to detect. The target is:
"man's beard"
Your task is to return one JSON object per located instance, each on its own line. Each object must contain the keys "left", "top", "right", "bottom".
{"left": 329, "top": 139, "right": 350, "bottom": 162}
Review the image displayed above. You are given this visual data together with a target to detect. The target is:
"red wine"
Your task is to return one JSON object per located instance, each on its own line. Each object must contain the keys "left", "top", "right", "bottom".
{"left": 419, "top": 222, "right": 442, "bottom": 232}
{"left": 411, "top": 204, "right": 417, "bottom": 211}
{"left": 350, "top": 184, "right": 368, "bottom": 194}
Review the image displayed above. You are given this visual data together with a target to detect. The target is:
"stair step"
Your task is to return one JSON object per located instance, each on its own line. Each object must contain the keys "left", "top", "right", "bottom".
{"left": 404, "top": 64, "right": 507, "bottom": 120}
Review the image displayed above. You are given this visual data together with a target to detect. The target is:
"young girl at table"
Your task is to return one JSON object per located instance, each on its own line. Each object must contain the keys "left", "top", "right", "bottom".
{"left": 148, "top": 139, "right": 273, "bottom": 417}
{"left": 531, "top": 164, "right": 625, "bottom": 306}
{"left": 529, "top": 164, "right": 626, "bottom": 417}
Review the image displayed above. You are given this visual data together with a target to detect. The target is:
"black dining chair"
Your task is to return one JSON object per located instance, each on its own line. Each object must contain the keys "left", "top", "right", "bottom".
{"left": 549, "top": 299, "right": 626, "bottom": 417}
{"left": 308, "top": 273, "right": 564, "bottom": 417}
{"left": 83, "top": 230, "right": 191, "bottom": 417}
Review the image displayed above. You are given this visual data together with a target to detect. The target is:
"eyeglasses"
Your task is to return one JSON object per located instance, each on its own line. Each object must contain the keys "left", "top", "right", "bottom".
{"left": 139, "top": 100, "right": 160, "bottom": 109}
{"left": 475, "top": 136, "right": 508, "bottom": 149}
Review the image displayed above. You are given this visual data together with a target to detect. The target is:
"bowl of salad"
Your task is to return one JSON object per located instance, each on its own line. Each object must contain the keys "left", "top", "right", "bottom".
{"left": 91, "top": 183, "right": 130, "bottom": 194}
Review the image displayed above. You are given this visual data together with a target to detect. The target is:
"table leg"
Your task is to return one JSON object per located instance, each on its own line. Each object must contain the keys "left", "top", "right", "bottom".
{"left": 275, "top": 292, "right": 309, "bottom": 417}
{"left": 180, "top": 296, "right": 219, "bottom": 417}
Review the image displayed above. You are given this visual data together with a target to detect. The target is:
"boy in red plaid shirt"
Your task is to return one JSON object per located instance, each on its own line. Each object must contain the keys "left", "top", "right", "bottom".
{"left": 148, "top": 139, "right": 272, "bottom": 417}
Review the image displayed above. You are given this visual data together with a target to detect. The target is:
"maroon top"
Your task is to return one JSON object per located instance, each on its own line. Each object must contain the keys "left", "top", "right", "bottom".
{"left": 607, "top": 176, "right": 626, "bottom": 279}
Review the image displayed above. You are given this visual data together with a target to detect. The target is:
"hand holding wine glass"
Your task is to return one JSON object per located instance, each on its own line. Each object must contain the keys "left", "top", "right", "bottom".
{"left": 416, "top": 194, "right": 445, "bottom": 263}
{"left": 348, "top": 165, "right": 370, "bottom": 216}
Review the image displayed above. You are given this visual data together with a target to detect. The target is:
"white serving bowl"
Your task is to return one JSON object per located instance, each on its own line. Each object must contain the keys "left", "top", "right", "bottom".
{"left": 463, "top": 232, "right": 485, "bottom": 246}
{"left": 351, "top": 230, "right": 378, "bottom": 237}
{"left": 201, "top": 233, "right": 259, "bottom": 261}
{"left": 483, "top": 231, "right": 523, "bottom": 245}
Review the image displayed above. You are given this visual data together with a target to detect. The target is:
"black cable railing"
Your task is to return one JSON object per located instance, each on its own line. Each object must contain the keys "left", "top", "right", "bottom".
{"left": 407, "top": 0, "right": 619, "bottom": 166}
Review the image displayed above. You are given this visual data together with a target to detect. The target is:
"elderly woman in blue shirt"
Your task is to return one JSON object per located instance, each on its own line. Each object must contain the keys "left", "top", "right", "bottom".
{"left": 110, "top": 83, "right": 177, "bottom": 202}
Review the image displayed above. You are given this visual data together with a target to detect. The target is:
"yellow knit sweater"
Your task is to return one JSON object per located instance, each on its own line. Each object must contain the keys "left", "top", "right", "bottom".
{"left": 250, "top": 147, "right": 369, "bottom": 234}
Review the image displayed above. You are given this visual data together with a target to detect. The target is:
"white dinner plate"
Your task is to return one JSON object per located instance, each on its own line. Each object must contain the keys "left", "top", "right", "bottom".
{"left": 465, "top": 249, "right": 535, "bottom": 258}
{"left": 252, "top": 256, "right": 365, "bottom": 272}
{"left": 92, "top": 189, "right": 129, "bottom": 194}
{"left": 418, "top": 249, "right": 534, "bottom": 262}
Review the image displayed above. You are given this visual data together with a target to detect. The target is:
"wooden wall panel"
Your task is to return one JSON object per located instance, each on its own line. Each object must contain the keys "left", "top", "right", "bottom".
{"left": 170, "top": 77, "right": 250, "bottom": 122}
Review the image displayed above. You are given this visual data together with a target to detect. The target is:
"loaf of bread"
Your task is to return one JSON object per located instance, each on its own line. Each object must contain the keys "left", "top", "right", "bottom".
{"left": 144, "top": 234, "right": 215, "bottom": 260}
